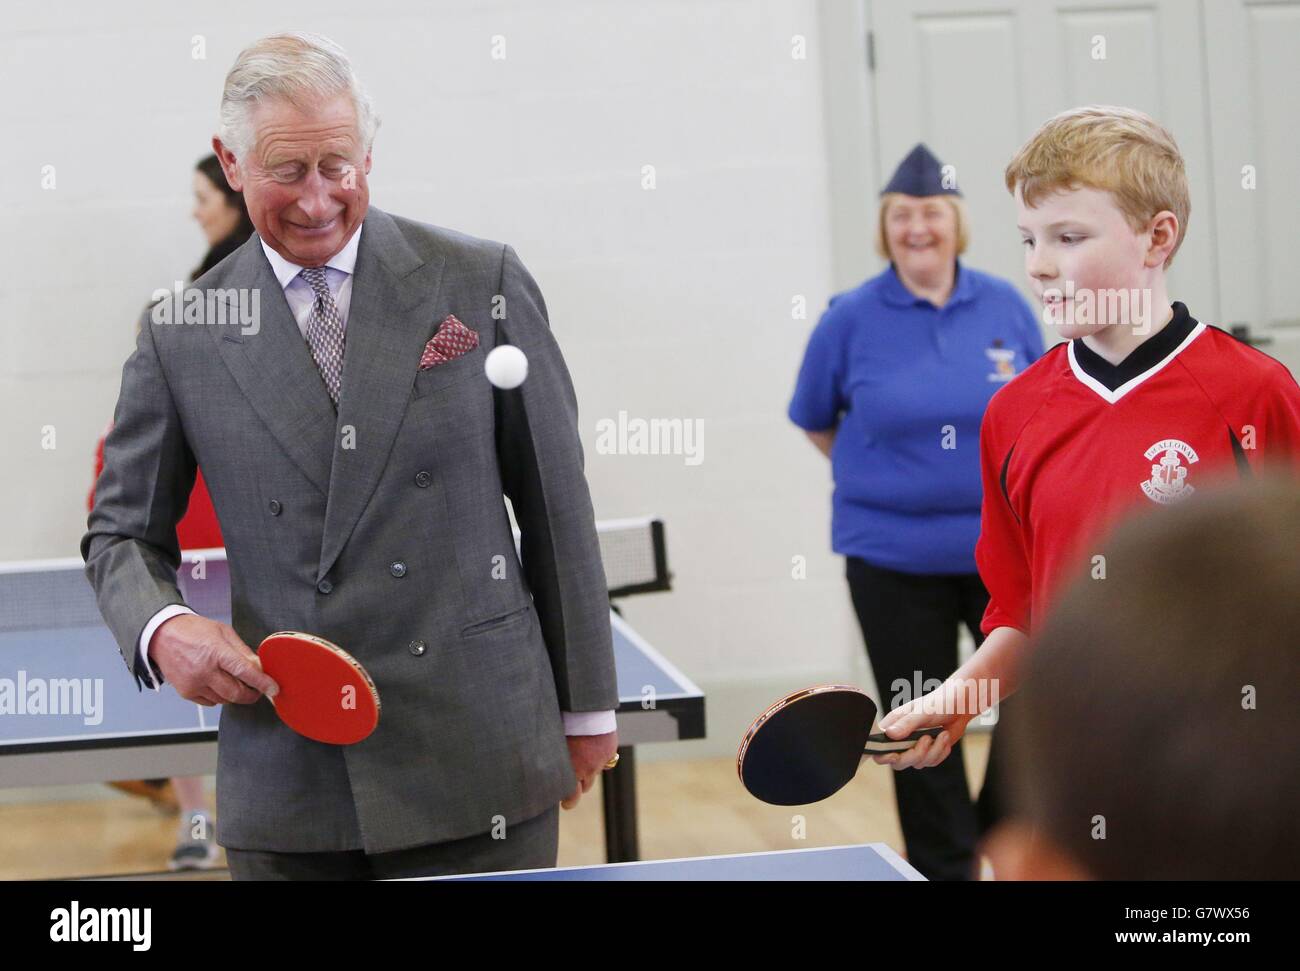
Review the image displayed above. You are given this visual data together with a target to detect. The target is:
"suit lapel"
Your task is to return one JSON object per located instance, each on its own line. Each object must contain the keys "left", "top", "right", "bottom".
{"left": 208, "top": 209, "right": 447, "bottom": 581}
{"left": 208, "top": 235, "right": 337, "bottom": 496}
{"left": 318, "top": 208, "right": 446, "bottom": 580}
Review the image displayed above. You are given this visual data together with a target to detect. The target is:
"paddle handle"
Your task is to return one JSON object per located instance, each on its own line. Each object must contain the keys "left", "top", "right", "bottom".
{"left": 863, "top": 726, "right": 944, "bottom": 754}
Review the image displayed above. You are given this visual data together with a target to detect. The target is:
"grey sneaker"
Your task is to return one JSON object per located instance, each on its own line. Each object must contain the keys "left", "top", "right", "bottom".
{"left": 169, "top": 812, "right": 219, "bottom": 871}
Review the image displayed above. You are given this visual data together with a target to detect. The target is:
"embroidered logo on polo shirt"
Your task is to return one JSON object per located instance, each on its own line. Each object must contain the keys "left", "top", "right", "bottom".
{"left": 985, "top": 345, "right": 1018, "bottom": 382}
{"left": 1141, "top": 439, "right": 1199, "bottom": 504}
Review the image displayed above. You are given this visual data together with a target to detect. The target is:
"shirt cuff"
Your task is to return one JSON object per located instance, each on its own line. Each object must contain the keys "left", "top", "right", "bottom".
{"left": 562, "top": 709, "right": 618, "bottom": 736}
{"left": 138, "top": 604, "right": 196, "bottom": 691}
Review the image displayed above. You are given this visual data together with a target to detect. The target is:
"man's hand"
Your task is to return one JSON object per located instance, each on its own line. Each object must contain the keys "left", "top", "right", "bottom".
{"left": 871, "top": 682, "right": 979, "bottom": 771}
{"left": 150, "top": 614, "right": 279, "bottom": 707}
{"left": 561, "top": 731, "right": 619, "bottom": 810}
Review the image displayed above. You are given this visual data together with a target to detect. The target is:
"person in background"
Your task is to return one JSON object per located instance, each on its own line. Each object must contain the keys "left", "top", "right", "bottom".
{"left": 88, "top": 153, "right": 253, "bottom": 870}
{"left": 191, "top": 152, "right": 257, "bottom": 278}
{"left": 787, "top": 144, "right": 1043, "bottom": 880}
{"left": 984, "top": 478, "right": 1299, "bottom": 880}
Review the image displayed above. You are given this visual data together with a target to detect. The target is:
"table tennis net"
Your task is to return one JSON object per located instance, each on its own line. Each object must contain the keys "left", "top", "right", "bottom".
{"left": 0, "top": 555, "right": 233, "bottom": 634}
{"left": 0, "top": 516, "right": 668, "bottom": 633}
{"left": 0, "top": 567, "right": 106, "bottom": 632}
{"left": 593, "top": 516, "right": 671, "bottom": 599}
{"left": 512, "top": 516, "right": 670, "bottom": 600}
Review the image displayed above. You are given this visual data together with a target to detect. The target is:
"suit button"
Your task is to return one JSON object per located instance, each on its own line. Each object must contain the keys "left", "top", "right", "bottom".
{"left": 390, "top": 561, "right": 407, "bottom": 578}
{"left": 269, "top": 500, "right": 282, "bottom": 516}
{"left": 415, "top": 471, "right": 432, "bottom": 488}
{"left": 408, "top": 640, "right": 427, "bottom": 657}
{"left": 317, "top": 579, "right": 333, "bottom": 594}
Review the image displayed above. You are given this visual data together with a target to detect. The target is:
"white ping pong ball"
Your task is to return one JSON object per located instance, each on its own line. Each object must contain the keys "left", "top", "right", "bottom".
{"left": 485, "top": 345, "right": 528, "bottom": 389}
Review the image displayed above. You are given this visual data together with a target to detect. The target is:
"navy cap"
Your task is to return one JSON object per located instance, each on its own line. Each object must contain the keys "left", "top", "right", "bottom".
{"left": 880, "top": 143, "right": 961, "bottom": 197}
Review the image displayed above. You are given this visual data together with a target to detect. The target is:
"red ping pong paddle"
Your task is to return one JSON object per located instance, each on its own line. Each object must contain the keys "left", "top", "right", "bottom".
{"left": 257, "top": 631, "right": 380, "bottom": 745}
{"left": 736, "top": 685, "right": 943, "bottom": 805}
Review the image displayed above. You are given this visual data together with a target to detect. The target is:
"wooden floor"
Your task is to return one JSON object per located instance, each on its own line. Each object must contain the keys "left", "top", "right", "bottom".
{"left": 0, "top": 735, "right": 989, "bottom": 880}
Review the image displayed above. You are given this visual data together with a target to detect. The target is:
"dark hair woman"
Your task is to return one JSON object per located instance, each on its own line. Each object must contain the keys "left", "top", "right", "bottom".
{"left": 191, "top": 153, "right": 256, "bottom": 279}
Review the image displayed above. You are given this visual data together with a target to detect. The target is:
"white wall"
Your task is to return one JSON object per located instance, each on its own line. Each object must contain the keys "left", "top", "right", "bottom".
{"left": 1, "top": 1, "right": 865, "bottom": 755}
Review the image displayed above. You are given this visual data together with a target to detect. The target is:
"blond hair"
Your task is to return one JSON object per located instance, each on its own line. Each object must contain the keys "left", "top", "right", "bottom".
{"left": 875, "top": 194, "right": 970, "bottom": 262}
{"left": 1004, "top": 105, "right": 1189, "bottom": 267}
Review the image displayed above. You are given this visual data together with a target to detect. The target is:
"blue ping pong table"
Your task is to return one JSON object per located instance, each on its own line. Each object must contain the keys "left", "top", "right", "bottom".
{"left": 418, "top": 843, "right": 924, "bottom": 881}
{"left": 0, "top": 550, "right": 704, "bottom": 862}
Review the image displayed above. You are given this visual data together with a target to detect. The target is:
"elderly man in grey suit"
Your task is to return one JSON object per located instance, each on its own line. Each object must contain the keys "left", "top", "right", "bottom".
{"left": 82, "top": 32, "right": 619, "bottom": 880}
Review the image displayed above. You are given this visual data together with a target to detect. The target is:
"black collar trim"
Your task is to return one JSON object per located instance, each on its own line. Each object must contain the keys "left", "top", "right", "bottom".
{"left": 1070, "top": 302, "right": 1199, "bottom": 392}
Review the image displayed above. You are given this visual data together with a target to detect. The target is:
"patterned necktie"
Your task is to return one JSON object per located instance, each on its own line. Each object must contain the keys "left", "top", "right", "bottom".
{"left": 299, "top": 266, "right": 346, "bottom": 407}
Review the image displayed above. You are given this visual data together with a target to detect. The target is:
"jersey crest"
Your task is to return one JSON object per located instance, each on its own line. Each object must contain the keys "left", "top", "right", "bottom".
{"left": 1141, "top": 439, "right": 1199, "bottom": 504}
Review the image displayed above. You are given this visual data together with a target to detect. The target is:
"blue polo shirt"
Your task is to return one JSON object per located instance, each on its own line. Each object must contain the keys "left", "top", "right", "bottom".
{"left": 789, "top": 261, "right": 1044, "bottom": 575}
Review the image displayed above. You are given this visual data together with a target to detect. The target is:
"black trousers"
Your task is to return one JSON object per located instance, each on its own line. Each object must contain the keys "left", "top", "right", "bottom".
{"left": 845, "top": 557, "right": 1008, "bottom": 880}
{"left": 224, "top": 805, "right": 559, "bottom": 880}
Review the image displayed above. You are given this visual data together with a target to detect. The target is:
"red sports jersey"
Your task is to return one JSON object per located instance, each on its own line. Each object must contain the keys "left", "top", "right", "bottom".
{"left": 977, "top": 303, "right": 1300, "bottom": 635}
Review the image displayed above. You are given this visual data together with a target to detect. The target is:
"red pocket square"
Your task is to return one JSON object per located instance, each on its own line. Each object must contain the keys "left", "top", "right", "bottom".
{"left": 418, "top": 314, "right": 479, "bottom": 370}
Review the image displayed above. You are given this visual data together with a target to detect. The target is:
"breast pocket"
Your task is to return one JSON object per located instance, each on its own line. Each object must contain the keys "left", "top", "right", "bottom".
{"left": 411, "top": 344, "right": 485, "bottom": 400}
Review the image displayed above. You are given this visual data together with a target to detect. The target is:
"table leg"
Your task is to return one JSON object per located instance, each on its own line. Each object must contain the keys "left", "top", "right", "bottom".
{"left": 600, "top": 745, "right": 639, "bottom": 862}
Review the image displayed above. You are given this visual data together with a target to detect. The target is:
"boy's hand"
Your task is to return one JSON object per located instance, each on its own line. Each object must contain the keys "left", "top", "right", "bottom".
{"left": 871, "top": 684, "right": 978, "bottom": 771}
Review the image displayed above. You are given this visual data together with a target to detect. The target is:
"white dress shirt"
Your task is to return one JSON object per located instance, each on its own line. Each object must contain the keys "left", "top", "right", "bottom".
{"left": 136, "top": 224, "right": 615, "bottom": 736}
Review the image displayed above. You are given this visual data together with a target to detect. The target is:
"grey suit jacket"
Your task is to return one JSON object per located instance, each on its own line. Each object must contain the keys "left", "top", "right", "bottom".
{"left": 81, "top": 207, "right": 617, "bottom": 853}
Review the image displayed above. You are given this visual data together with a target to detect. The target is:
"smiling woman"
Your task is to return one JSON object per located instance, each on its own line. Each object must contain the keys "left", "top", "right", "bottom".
{"left": 876, "top": 191, "right": 970, "bottom": 310}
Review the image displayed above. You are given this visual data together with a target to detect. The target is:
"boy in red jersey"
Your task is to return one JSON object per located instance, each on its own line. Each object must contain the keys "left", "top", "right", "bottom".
{"left": 875, "top": 106, "right": 1300, "bottom": 785}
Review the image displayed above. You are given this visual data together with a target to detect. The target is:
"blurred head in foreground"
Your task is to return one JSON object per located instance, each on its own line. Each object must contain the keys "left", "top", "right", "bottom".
{"left": 985, "top": 477, "right": 1300, "bottom": 880}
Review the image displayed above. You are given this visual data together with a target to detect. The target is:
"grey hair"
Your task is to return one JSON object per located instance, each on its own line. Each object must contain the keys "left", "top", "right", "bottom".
{"left": 218, "top": 31, "right": 380, "bottom": 161}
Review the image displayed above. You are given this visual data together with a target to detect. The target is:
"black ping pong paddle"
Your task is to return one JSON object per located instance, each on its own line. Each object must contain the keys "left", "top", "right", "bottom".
{"left": 737, "top": 685, "right": 944, "bottom": 805}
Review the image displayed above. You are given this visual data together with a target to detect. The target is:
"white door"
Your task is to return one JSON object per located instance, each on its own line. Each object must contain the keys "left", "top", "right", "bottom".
{"left": 864, "top": 0, "right": 1219, "bottom": 327}
{"left": 1203, "top": 0, "right": 1300, "bottom": 342}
